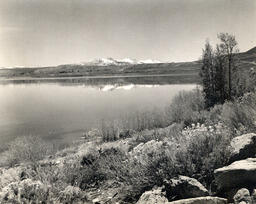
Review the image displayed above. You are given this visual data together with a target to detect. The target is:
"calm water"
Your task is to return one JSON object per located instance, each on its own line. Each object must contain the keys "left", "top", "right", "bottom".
{"left": 0, "top": 77, "right": 196, "bottom": 147}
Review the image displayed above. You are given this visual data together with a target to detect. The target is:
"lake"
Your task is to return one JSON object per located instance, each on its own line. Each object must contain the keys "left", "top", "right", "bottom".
{"left": 0, "top": 77, "right": 196, "bottom": 149}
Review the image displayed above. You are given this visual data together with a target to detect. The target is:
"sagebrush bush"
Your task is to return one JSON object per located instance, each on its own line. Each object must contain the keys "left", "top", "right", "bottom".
{"left": 3, "top": 135, "right": 53, "bottom": 167}
{"left": 0, "top": 179, "right": 51, "bottom": 203}
{"left": 130, "top": 123, "right": 183, "bottom": 146}
{"left": 206, "top": 104, "right": 223, "bottom": 125}
{"left": 57, "top": 186, "right": 88, "bottom": 204}
{"left": 221, "top": 92, "right": 256, "bottom": 134}
{"left": 175, "top": 123, "right": 232, "bottom": 188}
{"left": 167, "top": 88, "right": 206, "bottom": 126}
{"left": 63, "top": 143, "right": 178, "bottom": 203}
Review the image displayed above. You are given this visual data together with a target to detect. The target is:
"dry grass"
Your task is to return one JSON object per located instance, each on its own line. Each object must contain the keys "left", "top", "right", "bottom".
{"left": 2, "top": 135, "right": 54, "bottom": 167}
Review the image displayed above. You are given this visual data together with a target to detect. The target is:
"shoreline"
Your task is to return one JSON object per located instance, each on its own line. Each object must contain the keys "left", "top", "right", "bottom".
{"left": 0, "top": 73, "right": 198, "bottom": 81}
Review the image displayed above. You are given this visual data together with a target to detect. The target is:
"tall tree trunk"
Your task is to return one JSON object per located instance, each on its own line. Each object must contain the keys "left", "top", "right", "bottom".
{"left": 228, "top": 57, "right": 232, "bottom": 100}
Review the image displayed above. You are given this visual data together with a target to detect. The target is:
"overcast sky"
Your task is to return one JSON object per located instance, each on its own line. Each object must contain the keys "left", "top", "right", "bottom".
{"left": 0, "top": 0, "right": 255, "bottom": 67}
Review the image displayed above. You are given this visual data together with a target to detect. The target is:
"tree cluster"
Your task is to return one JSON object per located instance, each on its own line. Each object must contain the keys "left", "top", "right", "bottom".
{"left": 200, "top": 33, "right": 239, "bottom": 108}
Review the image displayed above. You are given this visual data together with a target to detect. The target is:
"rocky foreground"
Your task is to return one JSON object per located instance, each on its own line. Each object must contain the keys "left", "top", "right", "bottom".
{"left": 1, "top": 128, "right": 256, "bottom": 203}
{"left": 137, "top": 133, "right": 256, "bottom": 204}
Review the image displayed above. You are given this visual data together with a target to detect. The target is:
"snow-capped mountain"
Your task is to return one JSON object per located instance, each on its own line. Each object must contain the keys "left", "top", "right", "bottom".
{"left": 119, "top": 58, "right": 136, "bottom": 64}
{"left": 81, "top": 58, "right": 162, "bottom": 66}
{"left": 85, "top": 58, "right": 137, "bottom": 66}
{"left": 138, "top": 59, "right": 161, "bottom": 64}
{"left": 91, "top": 58, "right": 119, "bottom": 66}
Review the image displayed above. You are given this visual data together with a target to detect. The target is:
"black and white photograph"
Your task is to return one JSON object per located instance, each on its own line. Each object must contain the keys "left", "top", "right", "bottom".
{"left": 0, "top": 0, "right": 256, "bottom": 203}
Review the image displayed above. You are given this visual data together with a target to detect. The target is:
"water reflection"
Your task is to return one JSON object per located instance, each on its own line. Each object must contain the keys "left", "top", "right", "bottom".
{"left": 99, "top": 84, "right": 159, "bottom": 92}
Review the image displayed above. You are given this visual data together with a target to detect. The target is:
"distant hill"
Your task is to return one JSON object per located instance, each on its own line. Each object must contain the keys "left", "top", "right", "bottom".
{"left": 245, "top": 46, "right": 256, "bottom": 55}
{"left": 236, "top": 46, "right": 256, "bottom": 70}
{"left": 0, "top": 46, "right": 255, "bottom": 80}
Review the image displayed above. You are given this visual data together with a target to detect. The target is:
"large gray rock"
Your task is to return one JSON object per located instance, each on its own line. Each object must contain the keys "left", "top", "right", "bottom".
{"left": 229, "top": 133, "right": 256, "bottom": 163}
{"left": 214, "top": 158, "right": 256, "bottom": 191}
{"left": 164, "top": 175, "right": 209, "bottom": 201}
{"left": 136, "top": 187, "right": 168, "bottom": 204}
{"left": 233, "top": 188, "right": 252, "bottom": 204}
{"left": 168, "top": 196, "right": 227, "bottom": 204}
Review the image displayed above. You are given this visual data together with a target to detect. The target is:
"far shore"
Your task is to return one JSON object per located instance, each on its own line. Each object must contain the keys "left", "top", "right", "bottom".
{"left": 0, "top": 73, "right": 198, "bottom": 81}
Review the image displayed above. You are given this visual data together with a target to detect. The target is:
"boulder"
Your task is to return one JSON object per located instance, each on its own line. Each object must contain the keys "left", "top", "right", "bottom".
{"left": 214, "top": 158, "right": 256, "bottom": 191}
{"left": 136, "top": 187, "right": 168, "bottom": 204}
{"left": 164, "top": 175, "right": 209, "bottom": 201}
{"left": 233, "top": 188, "right": 252, "bottom": 204}
{"left": 168, "top": 196, "right": 227, "bottom": 204}
{"left": 229, "top": 133, "right": 256, "bottom": 163}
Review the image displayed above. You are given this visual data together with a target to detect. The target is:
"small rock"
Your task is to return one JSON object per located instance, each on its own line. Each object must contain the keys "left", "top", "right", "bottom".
{"left": 92, "top": 198, "right": 100, "bottom": 203}
{"left": 20, "top": 170, "right": 29, "bottom": 181}
{"left": 136, "top": 187, "right": 168, "bottom": 204}
{"left": 233, "top": 188, "right": 252, "bottom": 204}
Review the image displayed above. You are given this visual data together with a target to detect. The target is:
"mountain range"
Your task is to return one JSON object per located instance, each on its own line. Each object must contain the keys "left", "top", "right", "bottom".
{"left": 81, "top": 58, "right": 162, "bottom": 66}
{"left": 0, "top": 46, "right": 255, "bottom": 81}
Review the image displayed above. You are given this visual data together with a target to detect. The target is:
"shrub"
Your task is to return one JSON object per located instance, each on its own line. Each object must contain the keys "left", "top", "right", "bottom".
{"left": 122, "top": 141, "right": 178, "bottom": 203}
{"left": 3, "top": 136, "right": 53, "bottom": 167}
{"left": 64, "top": 143, "right": 178, "bottom": 203}
{"left": 65, "top": 149, "right": 105, "bottom": 189}
{"left": 221, "top": 92, "right": 256, "bottom": 134}
{"left": 175, "top": 123, "right": 232, "bottom": 188}
{"left": 167, "top": 88, "right": 206, "bottom": 126}
{"left": 0, "top": 179, "right": 50, "bottom": 204}
{"left": 206, "top": 104, "right": 223, "bottom": 125}
{"left": 131, "top": 123, "right": 183, "bottom": 146}
{"left": 31, "top": 163, "right": 69, "bottom": 196}
{"left": 57, "top": 186, "right": 88, "bottom": 204}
